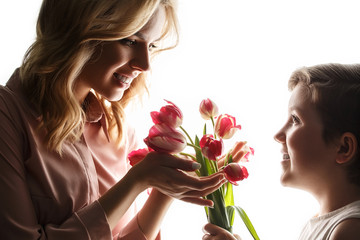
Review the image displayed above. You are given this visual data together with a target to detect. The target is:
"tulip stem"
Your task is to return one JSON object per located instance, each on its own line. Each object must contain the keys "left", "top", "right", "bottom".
{"left": 179, "top": 152, "right": 197, "bottom": 161}
{"left": 210, "top": 157, "right": 219, "bottom": 173}
{"left": 187, "top": 143, "right": 201, "bottom": 151}
{"left": 210, "top": 117, "right": 217, "bottom": 139}
{"left": 180, "top": 126, "right": 194, "bottom": 145}
{"left": 210, "top": 116, "right": 215, "bottom": 128}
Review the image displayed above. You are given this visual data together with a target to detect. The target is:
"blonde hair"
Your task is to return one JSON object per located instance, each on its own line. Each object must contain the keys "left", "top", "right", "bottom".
{"left": 20, "top": 0, "right": 179, "bottom": 153}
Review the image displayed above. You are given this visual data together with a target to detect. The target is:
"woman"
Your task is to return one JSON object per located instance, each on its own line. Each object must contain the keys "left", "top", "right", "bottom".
{"left": 0, "top": 0, "right": 227, "bottom": 239}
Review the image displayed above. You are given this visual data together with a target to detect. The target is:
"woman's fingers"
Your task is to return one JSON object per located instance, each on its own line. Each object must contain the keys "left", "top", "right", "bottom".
{"left": 146, "top": 152, "right": 201, "bottom": 171}
{"left": 173, "top": 176, "right": 227, "bottom": 206}
{"left": 137, "top": 152, "right": 229, "bottom": 204}
{"left": 179, "top": 196, "right": 214, "bottom": 207}
{"left": 153, "top": 170, "right": 225, "bottom": 196}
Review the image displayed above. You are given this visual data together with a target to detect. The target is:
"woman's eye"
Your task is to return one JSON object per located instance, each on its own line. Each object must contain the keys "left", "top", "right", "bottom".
{"left": 120, "top": 39, "right": 137, "bottom": 47}
{"left": 149, "top": 44, "right": 158, "bottom": 51}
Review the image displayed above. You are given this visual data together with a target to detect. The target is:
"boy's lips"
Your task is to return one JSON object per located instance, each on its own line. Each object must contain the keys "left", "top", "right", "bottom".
{"left": 280, "top": 150, "right": 290, "bottom": 162}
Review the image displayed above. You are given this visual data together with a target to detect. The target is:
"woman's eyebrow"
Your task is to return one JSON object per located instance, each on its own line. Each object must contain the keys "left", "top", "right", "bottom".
{"left": 135, "top": 32, "right": 161, "bottom": 42}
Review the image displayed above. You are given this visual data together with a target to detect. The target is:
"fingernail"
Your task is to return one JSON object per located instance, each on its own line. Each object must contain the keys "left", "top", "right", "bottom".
{"left": 192, "top": 162, "right": 201, "bottom": 170}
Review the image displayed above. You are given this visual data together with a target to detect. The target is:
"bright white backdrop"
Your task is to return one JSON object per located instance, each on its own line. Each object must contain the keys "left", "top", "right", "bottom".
{"left": 1, "top": 1, "right": 360, "bottom": 239}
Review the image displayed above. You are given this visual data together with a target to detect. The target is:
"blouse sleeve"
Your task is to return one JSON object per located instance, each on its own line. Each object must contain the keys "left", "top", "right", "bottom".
{"left": 0, "top": 89, "right": 112, "bottom": 240}
{"left": 114, "top": 124, "right": 161, "bottom": 240}
{"left": 117, "top": 213, "right": 161, "bottom": 240}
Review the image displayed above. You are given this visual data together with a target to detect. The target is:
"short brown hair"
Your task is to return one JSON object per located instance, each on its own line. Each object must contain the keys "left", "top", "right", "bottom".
{"left": 288, "top": 63, "right": 360, "bottom": 185}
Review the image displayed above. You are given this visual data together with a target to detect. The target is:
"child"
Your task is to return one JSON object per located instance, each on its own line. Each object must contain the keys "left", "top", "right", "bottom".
{"left": 202, "top": 63, "right": 360, "bottom": 239}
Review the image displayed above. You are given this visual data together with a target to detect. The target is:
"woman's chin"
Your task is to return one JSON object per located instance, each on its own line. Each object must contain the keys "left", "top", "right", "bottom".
{"left": 104, "top": 92, "right": 125, "bottom": 102}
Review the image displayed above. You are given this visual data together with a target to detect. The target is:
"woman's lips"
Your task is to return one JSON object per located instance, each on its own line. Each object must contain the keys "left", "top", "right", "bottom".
{"left": 113, "top": 72, "right": 132, "bottom": 84}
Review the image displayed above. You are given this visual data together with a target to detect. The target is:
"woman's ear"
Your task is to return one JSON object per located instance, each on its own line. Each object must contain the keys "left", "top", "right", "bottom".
{"left": 336, "top": 132, "right": 358, "bottom": 164}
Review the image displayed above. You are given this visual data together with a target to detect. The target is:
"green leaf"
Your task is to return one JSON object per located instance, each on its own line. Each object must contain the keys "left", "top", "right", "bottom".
{"left": 205, "top": 157, "right": 215, "bottom": 175}
{"left": 195, "top": 136, "right": 208, "bottom": 176}
{"left": 224, "top": 182, "right": 234, "bottom": 207}
{"left": 203, "top": 123, "right": 207, "bottom": 135}
{"left": 226, "top": 206, "right": 235, "bottom": 227}
{"left": 233, "top": 206, "right": 260, "bottom": 240}
{"left": 228, "top": 154, "right": 234, "bottom": 164}
{"left": 207, "top": 189, "right": 232, "bottom": 232}
{"left": 204, "top": 196, "right": 209, "bottom": 217}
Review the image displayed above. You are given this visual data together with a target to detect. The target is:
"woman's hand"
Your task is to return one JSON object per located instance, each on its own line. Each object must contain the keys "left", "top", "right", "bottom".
{"left": 218, "top": 141, "right": 247, "bottom": 168}
{"left": 202, "top": 223, "right": 241, "bottom": 240}
{"left": 130, "top": 152, "right": 226, "bottom": 206}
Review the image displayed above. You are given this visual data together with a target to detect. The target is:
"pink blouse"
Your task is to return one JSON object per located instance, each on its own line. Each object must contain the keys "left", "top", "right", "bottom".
{"left": 0, "top": 70, "right": 159, "bottom": 239}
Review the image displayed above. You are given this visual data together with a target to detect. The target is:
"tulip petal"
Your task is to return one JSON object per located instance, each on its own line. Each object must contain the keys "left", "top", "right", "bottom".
{"left": 199, "top": 134, "right": 223, "bottom": 161}
{"left": 128, "top": 148, "right": 153, "bottom": 166}
{"left": 199, "top": 98, "right": 219, "bottom": 120}
{"left": 215, "top": 114, "right": 241, "bottom": 139}
{"left": 150, "top": 100, "right": 183, "bottom": 128}
{"left": 223, "top": 163, "right": 249, "bottom": 185}
{"left": 144, "top": 124, "right": 187, "bottom": 154}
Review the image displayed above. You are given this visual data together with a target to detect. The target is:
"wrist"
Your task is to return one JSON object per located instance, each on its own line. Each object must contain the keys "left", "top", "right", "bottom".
{"left": 126, "top": 165, "right": 149, "bottom": 194}
{"left": 150, "top": 188, "right": 175, "bottom": 204}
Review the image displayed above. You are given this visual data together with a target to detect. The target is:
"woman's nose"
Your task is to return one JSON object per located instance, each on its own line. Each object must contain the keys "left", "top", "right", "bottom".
{"left": 130, "top": 46, "right": 151, "bottom": 72}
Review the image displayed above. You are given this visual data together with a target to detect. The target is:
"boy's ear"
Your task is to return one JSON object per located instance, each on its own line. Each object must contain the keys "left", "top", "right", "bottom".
{"left": 336, "top": 132, "right": 358, "bottom": 164}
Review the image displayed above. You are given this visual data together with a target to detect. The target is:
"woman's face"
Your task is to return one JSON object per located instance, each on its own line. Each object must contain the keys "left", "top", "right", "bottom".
{"left": 76, "top": 6, "right": 166, "bottom": 102}
{"left": 274, "top": 85, "right": 338, "bottom": 192}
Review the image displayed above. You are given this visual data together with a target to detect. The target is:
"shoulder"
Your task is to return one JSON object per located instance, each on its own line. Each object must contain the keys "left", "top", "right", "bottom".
{"left": 330, "top": 218, "right": 360, "bottom": 240}
{"left": 0, "top": 84, "right": 22, "bottom": 120}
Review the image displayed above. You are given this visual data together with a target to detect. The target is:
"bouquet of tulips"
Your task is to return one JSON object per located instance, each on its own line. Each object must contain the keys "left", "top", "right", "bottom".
{"left": 128, "top": 99, "right": 259, "bottom": 239}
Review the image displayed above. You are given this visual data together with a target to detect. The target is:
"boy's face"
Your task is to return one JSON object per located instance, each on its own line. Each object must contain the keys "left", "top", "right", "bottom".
{"left": 274, "top": 85, "right": 338, "bottom": 193}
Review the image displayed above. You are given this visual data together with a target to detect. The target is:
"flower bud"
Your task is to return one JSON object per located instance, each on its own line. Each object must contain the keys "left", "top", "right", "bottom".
{"left": 215, "top": 114, "right": 241, "bottom": 139}
{"left": 150, "top": 100, "right": 183, "bottom": 128}
{"left": 128, "top": 148, "right": 153, "bottom": 166}
{"left": 199, "top": 134, "right": 224, "bottom": 161}
{"left": 223, "top": 163, "right": 249, "bottom": 185}
{"left": 199, "top": 98, "right": 219, "bottom": 120}
{"left": 144, "top": 123, "right": 187, "bottom": 154}
{"left": 243, "top": 146, "right": 255, "bottom": 162}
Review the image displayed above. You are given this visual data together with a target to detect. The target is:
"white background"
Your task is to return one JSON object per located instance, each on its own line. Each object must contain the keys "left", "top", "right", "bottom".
{"left": 1, "top": 1, "right": 360, "bottom": 239}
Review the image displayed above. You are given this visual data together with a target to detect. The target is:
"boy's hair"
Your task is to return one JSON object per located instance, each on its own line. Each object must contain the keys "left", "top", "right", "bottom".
{"left": 288, "top": 63, "right": 360, "bottom": 185}
{"left": 20, "top": 0, "right": 179, "bottom": 153}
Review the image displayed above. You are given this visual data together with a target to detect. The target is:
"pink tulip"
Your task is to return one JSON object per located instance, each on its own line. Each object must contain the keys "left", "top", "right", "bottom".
{"left": 128, "top": 148, "right": 154, "bottom": 166}
{"left": 199, "top": 98, "right": 219, "bottom": 120}
{"left": 223, "top": 163, "right": 249, "bottom": 185}
{"left": 199, "top": 134, "right": 224, "bottom": 161}
{"left": 150, "top": 100, "right": 183, "bottom": 128}
{"left": 215, "top": 114, "right": 241, "bottom": 139}
{"left": 243, "top": 146, "right": 255, "bottom": 162}
{"left": 144, "top": 123, "right": 187, "bottom": 154}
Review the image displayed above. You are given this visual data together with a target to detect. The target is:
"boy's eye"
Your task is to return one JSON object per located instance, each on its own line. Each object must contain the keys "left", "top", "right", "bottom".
{"left": 291, "top": 114, "right": 300, "bottom": 125}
